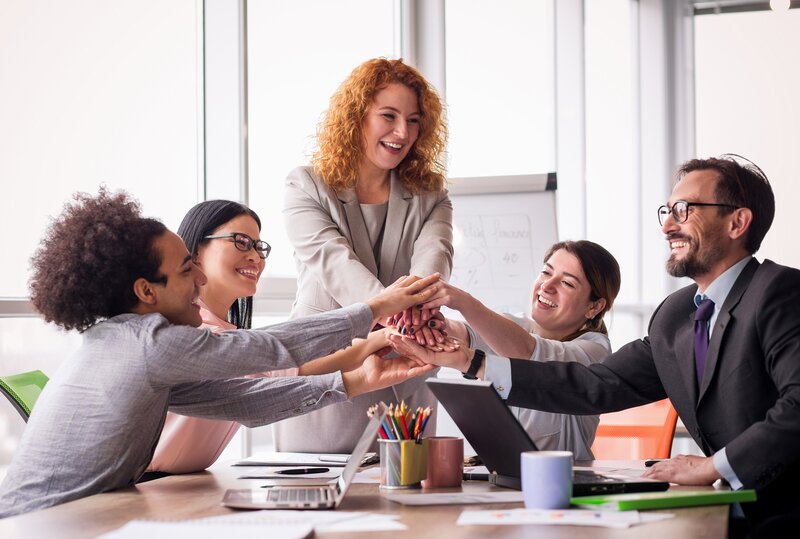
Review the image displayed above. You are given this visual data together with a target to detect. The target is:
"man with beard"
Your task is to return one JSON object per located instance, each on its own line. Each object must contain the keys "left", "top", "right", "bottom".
{"left": 391, "top": 155, "right": 799, "bottom": 536}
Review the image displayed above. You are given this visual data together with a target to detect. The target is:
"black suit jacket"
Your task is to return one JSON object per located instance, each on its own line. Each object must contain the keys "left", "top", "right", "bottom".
{"left": 506, "top": 258, "right": 800, "bottom": 522}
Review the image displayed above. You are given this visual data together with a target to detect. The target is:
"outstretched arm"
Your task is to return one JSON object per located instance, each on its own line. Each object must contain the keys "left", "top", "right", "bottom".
{"left": 341, "top": 350, "right": 436, "bottom": 397}
{"left": 298, "top": 328, "right": 391, "bottom": 375}
{"left": 421, "top": 281, "right": 535, "bottom": 358}
{"left": 388, "top": 333, "right": 478, "bottom": 376}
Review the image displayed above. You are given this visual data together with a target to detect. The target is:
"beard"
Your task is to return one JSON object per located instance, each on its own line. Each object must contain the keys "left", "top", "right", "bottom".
{"left": 666, "top": 233, "right": 726, "bottom": 279}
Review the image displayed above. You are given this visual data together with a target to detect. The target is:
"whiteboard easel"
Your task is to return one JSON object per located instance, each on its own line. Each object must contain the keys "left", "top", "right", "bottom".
{"left": 447, "top": 173, "right": 558, "bottom": 315}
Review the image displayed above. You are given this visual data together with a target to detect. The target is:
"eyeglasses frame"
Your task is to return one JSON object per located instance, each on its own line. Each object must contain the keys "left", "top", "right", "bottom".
{"left": 657, "top": 201, "right": 739, "bottom": 226}
{"left": 203, "top": 232, "right": 271, "bottom": 259}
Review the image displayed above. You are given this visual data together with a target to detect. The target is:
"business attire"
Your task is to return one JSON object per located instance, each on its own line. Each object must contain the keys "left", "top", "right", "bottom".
{"left": 275, "top": 166, "right": 453, "bottom": 452}
{"left": 147, "top": 300, "right": 299, "bottom": 474}
{"left": 483, "top": 258, "right": 800, "bottom": 525}
{"left": 0, "top": 303, "right": 373, "bottom": 517}
{"left": 466, "top": 314, "right": 607, "bottom": 461}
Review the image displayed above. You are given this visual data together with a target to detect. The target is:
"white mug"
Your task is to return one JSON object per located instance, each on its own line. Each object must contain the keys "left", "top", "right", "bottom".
{"left": 520, "top": 451, "right": 573, "bottom": 509}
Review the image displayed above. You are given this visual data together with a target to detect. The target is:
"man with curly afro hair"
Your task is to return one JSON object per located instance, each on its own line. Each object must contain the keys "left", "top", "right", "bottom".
{"left": 0, "top": 188, "right": 441, "bottom": 517}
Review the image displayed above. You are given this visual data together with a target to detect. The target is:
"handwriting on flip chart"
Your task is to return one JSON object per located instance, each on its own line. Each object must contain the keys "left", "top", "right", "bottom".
{"left": 448, "top": 183, "right": 557, "bottom": 316}
{"left": 451, "top": 213, "right": 544, "bottom": 314}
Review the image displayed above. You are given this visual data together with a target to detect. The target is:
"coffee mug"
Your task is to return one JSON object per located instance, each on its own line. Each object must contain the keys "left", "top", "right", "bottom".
{"left": 520, "top": 450, "right": 573, "bottom": 509}
{"left": 422, "top": 436, "right": 464, "bottom": 489}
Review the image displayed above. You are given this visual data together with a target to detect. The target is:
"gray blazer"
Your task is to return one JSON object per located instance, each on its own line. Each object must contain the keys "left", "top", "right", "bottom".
{"left": 275, "top": 166, "right": 454, "bottom": 452}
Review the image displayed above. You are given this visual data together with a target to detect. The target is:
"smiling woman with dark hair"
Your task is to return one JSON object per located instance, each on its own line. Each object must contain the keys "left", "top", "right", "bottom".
{"left": 147, "top": 200, "right": 396, "bottom": 475}
{"left": 391, "top": 240, "right": 622, "bottom": 460}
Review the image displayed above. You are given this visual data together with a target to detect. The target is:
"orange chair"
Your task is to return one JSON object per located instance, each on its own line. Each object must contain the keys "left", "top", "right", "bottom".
{"left": 591, "top": 398, "right": 679, "bottom": 459}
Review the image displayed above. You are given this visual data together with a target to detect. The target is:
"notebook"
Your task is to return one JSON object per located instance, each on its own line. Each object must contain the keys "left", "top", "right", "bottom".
{"left": 222, "top": 403, "right": 387, "bottom": 510}
{"left": 426, "top": 378, "right": 670, "bottom": 496}
{"left": 571, "top": 489, "right": 757, "bottom": 510}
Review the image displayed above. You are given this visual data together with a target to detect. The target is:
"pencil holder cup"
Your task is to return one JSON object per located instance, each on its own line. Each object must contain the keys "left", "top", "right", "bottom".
{"left": 378, "top": 438, "right": 428, "bottom": 489}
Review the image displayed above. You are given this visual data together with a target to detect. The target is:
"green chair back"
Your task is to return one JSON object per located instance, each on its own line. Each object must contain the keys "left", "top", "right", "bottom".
{"left": 0, "top": 370, "right": 49, "bottom": 422}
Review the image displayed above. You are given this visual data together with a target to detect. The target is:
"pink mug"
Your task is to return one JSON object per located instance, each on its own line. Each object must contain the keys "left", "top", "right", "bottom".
{"left": 422, "top": 436, "right": 464, "bottom": 489}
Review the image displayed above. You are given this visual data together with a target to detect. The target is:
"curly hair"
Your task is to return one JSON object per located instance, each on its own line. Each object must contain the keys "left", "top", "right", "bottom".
{"left": 312, "top": 57, "right": 448, "bottom": 194}
{"left": 177, "top": 200, "right": 262, "bottom": 329}
{"left": 29, "top": 188, "right": 167, "bottom": 332}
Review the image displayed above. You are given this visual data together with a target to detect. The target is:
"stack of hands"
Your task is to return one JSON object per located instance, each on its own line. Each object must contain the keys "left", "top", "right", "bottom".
{"left": 377, "top": 279, "right": 469, "bottom": 374}
{"left": 345, "top": 275, "right": 468, "bottom": 397}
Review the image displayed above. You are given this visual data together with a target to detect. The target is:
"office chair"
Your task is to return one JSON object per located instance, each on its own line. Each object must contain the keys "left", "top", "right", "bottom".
{"left": 590, "top": 398, "right": 679, "bottom": 460}
{"left": 0, "top": 370, "right": 49, "bottom": 422}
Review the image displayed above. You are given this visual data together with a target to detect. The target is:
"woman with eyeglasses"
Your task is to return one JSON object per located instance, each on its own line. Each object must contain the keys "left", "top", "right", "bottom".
{"left": 146, "top": 200, "right": 393, "bottom": 474}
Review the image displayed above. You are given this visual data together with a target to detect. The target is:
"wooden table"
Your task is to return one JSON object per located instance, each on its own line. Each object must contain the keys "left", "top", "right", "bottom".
{"left": 0, "top": 462, "right": 729, "bottom": 538}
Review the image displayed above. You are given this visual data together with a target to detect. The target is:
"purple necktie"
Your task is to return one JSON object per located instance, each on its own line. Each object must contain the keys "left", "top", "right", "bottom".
{"left": 694, "top": 298, "right": 715, "bottom": 384}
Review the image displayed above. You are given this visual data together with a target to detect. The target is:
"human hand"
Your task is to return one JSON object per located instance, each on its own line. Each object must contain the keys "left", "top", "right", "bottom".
{"left": 365, "top": 327, "right": 391, "bottom": 353}
{"left": 393, "top": 306, "right": 439, "bottom": 334}
{"left": 417, "top": 281, "right": 471, "bottom": 312}
{"left": 641, "top": 455, "right": 722, "bottom": 485}
{"left": 341, "top": 352, "right": 436, "bottom": 397}
{"left": 387, "top": 333, "right": 470, "bottom": 371}
{"left": 366, "top": 274, "right": 440, "bottom": 323}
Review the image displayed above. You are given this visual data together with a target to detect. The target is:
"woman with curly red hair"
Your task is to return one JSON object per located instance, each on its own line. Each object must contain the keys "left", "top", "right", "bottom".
{"left": 277, "top": 58, "right": 453, "bottom": 452}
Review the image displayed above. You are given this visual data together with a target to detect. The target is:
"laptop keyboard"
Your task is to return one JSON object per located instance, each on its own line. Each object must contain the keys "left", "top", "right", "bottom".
{"left": 574, "top": 470, "right": 618, "bottom": 483}
{"left": 266, "top": 487, "right": 331, "bottom": 503}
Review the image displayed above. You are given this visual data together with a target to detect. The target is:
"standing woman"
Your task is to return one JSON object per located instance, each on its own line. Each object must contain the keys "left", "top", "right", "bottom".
{"left": 148, "top": 200, "right": 392, "bottom": 473}
{"left": 277, "top": 58, "right": 453, "bottom": 452}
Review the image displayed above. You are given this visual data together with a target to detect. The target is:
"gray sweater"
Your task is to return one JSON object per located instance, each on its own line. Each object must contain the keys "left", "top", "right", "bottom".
{"left": 0, "top": 303, "right": 372, "bottom": 517}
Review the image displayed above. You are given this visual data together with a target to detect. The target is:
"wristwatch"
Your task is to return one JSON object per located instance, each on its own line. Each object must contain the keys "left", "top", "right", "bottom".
{"left": 462, "top": 349, "right": 486, "bottom": 380}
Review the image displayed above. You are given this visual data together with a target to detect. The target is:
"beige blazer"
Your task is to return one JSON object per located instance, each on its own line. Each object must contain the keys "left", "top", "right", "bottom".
{"left": 283, "top": 165, "right": 453, "bottom": 314}
{"left": 274, "top": 166, "right": 454, "bottom": 452}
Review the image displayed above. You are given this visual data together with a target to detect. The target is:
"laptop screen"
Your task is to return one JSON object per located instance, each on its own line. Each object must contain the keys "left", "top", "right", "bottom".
{"left": 334, "top": 402, "right": 387, "bottom": 501}
{"left": 426, "top": 378, "right": 537, "bottom": 478}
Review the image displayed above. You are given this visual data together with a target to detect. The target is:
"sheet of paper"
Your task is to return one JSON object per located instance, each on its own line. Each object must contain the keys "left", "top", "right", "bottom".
{"left": 352, "top": 467, "right": 382, "bottom": 484}
{"left": 456, "top": 508, "right": 673, "bottom": 528}
{"left": 98, "top": 521, "right": 312, "bottom": 539}
{"left": 195, "top": 510, "right": 406, "bottom": 532}
{"left": 233, "top": 451, "right": 360, "bottom": 467}
{"left": 384, "top": 491, "right": 524, "bottom": 506}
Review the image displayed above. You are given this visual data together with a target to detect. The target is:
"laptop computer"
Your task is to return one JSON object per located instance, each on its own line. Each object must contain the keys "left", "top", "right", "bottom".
{"left": 426, "top": 378, "right": 669, "bottom": 496}
{"left": 222, "top": 403, "right": 387, "bottom": 510}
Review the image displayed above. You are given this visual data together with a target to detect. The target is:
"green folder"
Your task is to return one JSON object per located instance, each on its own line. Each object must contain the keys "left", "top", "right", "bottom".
{"left": 571, "top": 489, "right": 756, "bottom": 511}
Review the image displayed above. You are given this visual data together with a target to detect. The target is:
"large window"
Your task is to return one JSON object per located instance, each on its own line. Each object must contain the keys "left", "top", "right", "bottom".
{"left": 246, "top": 0, "right": 395, "bottom": 279}
{"left": 584, "top": 0, "right": 641, "bottom": 347}
{"left": 445, "top": 0, "right": 556, "bottom": 177}
{"left": 0, "top": 0, "right": 203, "bottom": 474}
{"left": 0, "top": 0, "right": 203, "bottom": 298}
{"left": 694, "top": 8, "right": 800, "bottom": 269}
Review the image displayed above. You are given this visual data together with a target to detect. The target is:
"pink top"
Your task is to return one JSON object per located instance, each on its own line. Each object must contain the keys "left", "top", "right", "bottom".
{"left": 147, "top": 300, "right": 299, "bottom": 473}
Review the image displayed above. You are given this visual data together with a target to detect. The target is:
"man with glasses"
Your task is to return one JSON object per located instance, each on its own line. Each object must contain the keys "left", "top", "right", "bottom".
{"left": 399, "top": 155, "right": 799, "bottom": 534}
